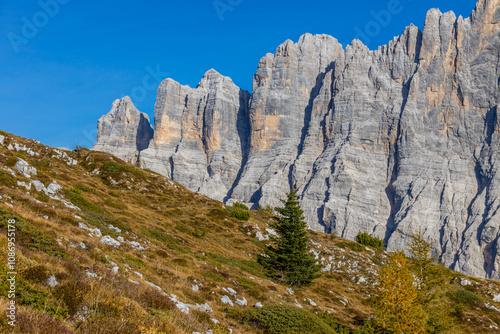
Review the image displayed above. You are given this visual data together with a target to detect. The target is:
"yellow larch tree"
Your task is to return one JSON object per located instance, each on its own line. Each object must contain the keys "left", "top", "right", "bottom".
{"left": 376, "top": 251, "right": 427, "bottom": 333}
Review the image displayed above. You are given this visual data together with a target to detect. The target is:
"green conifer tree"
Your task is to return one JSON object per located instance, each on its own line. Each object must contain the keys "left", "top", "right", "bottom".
{"left": 258, "top": 189, "right": 321, "bottom": 287}
{"left": 408, "top": 227, "right": 436, "bottom": 295}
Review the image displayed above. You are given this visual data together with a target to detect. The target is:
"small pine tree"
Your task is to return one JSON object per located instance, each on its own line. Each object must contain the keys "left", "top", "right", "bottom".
{"left": 258, "top": 189, "right": 321, "bottom": 287}
{"left": 375, "top": 251, "right": 427, "bottom": 334}
{"left": 408, "top": 227, "right": 435, "bottom": 290}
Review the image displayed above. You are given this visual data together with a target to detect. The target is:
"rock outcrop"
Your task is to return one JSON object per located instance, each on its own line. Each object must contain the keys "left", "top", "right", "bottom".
{"left": 94, "top": 0, "right": 500, "bottom": 279}
{"left": 139, "top": 69, "right": 251, "bottom": 201}
{"left": 93, "top": 96, "right": 154, "bottom": 162}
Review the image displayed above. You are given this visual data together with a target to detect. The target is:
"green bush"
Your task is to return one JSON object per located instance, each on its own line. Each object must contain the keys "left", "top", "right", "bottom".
{"left": 317, "top": 311, "right": 352, "bottom": 333}
{"left": 233, "top": 202, "right": 249, "bottom": 210}
{"left": 208, "top": 253, "right": 265, "bottom": 276}
{"left": 74, "top": 183, "right": 95, "bottom": 193}
{"left": 225, "top": 207, "right": 250, "bottom": 220}
{"left": 226, "top": 305, "right": 335, "bottom": 334}
{"left": 447, "top": 290, "right": 481, "bottom": 305}
{"left": 109, "top": 190, "right": 120, "bottom": 197}
{"left": 15, "top": 279, "right": 64, "bottom": 317}
{"left": 0, "top": 209, "right": 67, "bottom": 259}
{"left": 104, "top": 198, "right": 127, "bottom": 210}
{"left": 101, "top": 161, "right": 146, "bottom": 181}
{"left": 336, "top": 241, "right": 365, "bottom": 252}
{"left": 63, "top": 188, "right": 104, "bottom": 214}
{"left": 203, "top": 272, "right": 225, "bottom": 282}
{"left": 355, "top": 231, "right": 385, "bottom": 251}
{"left": 258, "top": 205, "right": 273, "bottom": 213}
{"left": 0, "top": 169, "right": 15, "bottom": 188}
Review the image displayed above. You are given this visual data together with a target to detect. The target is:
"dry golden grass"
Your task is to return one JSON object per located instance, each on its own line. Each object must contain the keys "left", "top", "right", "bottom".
{"left": 1, "top": 131, "right": 500, "bottom": 333}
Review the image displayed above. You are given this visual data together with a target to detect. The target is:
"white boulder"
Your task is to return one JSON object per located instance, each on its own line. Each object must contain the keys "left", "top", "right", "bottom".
{"left": 221, "top": 295, "right": 233, "bottom": 306}
{"left": 46, "top": 276, "right": 59, "bottom": 287}
{"left": 100, "top": 235, "right": 121, "bottom": 247}
{"left": 46, "top": 181, "right": 62, "bottom": 195}
{"left": 14, "top": 159, "right": 37, "bottom": 178}
{"left": 235, "top": 297, "right": 247, "bottom": 306}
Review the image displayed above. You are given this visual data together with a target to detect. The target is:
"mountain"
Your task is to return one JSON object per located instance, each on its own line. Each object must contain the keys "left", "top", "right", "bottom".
{"left": 4, "top": 130, "right": 500, "bottom": 333}
{"left": 93, "top": 0, "right": 500, "bottom": 280}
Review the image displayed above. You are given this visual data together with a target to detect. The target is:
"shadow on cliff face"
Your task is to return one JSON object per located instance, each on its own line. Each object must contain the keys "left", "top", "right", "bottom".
{"left": 136, "top": 113, "right": 154, "bottom": 152}
{"left": 470, "top": 105, "right": 499, "bottom": 277}
{"left": 223, "top": 89, "right": 251, "bottom": 204}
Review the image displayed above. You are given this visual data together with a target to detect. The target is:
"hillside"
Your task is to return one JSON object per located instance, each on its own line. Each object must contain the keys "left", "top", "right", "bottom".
{"left": 2, "top": 130, "right": 500, "bottom": 333}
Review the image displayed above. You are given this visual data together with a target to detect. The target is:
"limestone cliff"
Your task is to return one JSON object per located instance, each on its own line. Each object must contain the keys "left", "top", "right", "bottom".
{"left": 94, "top": 0, "right": 500, "bottom": 279}
{"left": 139, "top": 69, "right": 250, "bottom": 201}
{"left": 92, "top": 96, "right": 154, "bottom": 162}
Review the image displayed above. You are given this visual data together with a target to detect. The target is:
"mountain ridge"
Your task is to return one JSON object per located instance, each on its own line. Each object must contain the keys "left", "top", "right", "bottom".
{"left": 93, "top": 0, "right": 500, "bottom": 279}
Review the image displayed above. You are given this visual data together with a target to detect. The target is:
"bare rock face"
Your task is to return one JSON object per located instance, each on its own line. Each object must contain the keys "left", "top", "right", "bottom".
{"left": 93, "top": 97, "right": 153, "bottom": 162}
{"left": 94, "top": 0, "right": 500, "bottom": 279}
{"left": 229, "top": 33, "right": 344, "bottom": 209}
{"left": 139, "top": 69, "right": 251, "bottom": 201}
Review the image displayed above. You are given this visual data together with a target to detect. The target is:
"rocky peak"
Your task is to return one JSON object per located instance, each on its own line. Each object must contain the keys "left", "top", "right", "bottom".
{"left": 197, "top": 68, "right": 233, "bottom": 90}
{"left": 138, "top": 70, "right": 251, "bottom": 201}
{"left": 93, "top": 97, "right": 153, "bottom": 162}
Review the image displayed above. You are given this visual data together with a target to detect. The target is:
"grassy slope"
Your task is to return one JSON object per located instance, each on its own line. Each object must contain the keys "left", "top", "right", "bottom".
{"left": 0, "top": 130, "right": 499, "bottom": 333}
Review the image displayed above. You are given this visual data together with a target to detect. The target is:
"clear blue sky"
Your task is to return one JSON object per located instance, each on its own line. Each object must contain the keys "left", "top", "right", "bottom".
{"left": 0, "top": 0, "right": 476, "bottom": 149}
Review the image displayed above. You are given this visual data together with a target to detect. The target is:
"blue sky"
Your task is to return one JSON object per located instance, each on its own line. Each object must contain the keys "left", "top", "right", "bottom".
{"left": 0, "top": 0, "right": 476, "bottom": 149}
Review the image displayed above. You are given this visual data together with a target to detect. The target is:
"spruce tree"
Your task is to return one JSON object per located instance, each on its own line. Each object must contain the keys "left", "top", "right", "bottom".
{"left": 258, "top": 189, "right": 321, "bottom": 287}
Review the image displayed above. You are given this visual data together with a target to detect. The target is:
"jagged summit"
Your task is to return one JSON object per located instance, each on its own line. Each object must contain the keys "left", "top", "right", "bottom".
{"left": 92, "top": 96, "right": 153, "bottom": 161}
{"left": 93, "top": 0, "right": 500, "bottom": 279}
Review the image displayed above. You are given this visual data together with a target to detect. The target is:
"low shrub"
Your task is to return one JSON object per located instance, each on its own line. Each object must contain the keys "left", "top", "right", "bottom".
{"left": 63, "top": 188, "right": 104, "bottom": 215}
{"left": 109, "top": 190, "right": 120, "bottom": 197}
{"left": 15, "top": 308, "right": 75, "bottom": 334}
{"left": 104, "top": 198, "right": 127, "bottom": 210}
{"left": 233, "top": 202, "right": 249, "bottom": 210}
{"left": 203, "top": 271, "right": 225, "bottom": 282}
{"left": 123, "top": 254, "right": 145, "bottom": 269}
{"left": 447, "top": 290, "right": 481, "bottom": 305}
{"left": 336, "top": 241, "right": 365, "bottom": 252}
{"left": 172, "top": 257, "right": 190, "bottom": 267}
{"left": 0, "top": 169, "right": 15, "bottom": 188}
{"left": 226, "top": 305, "right": 335, "bottom": 334}
{"left": 138, "top": 288, "right": 176, "bottom": 310}
{"left": 101, "top": 161, "right": 146, "bottom": 181}
{"left": 317, "top": 311, "right": 352, "bottom": 333}
{"left": 355, "top": 231, "right": 385, "bottom": 251}
{"left": 258, "top": 205, "right": 273, "bottom": 213}
{"left": 23, "top": 265, "right": 51, "bottom": 284}
{"left": 0, "top": 210, "right": 67, "bottom": 259}
{"left": 5, "top": 156, "right": 18, "bottom": 168}
{"left": 54, "top": 281, "right": 90, "bottom": 315}
{"left": 74, "top": 183, "right": 95, "bottom": 193}
{"left": 225, "top": 207, "right": 250, "bottom": 221}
